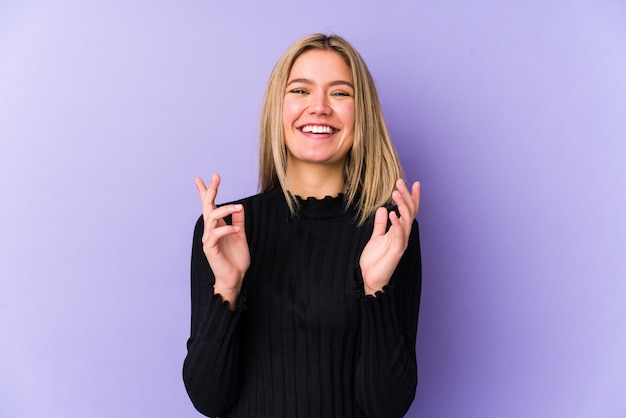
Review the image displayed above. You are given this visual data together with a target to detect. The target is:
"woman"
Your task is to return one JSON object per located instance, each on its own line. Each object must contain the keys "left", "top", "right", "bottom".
{"left": 183, "top": 33, "right": 422, "bottom": 418}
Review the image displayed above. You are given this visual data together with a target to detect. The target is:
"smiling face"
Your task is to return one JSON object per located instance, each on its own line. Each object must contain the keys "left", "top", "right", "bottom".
{"left": 282, "top": 49, "right": 355, "bottom": 172}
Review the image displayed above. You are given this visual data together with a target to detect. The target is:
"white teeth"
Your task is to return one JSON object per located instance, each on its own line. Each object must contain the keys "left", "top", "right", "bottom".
{"left": 302, "top": 125, "right": 333, "bottom": 134}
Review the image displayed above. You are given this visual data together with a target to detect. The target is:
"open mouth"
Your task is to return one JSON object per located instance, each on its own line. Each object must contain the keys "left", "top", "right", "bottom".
{"left": 299, "top": 124, "right": 338, "bottom": 135}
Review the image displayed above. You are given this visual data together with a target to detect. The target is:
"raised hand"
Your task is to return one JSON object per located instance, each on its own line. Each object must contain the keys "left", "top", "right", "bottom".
{"left": 359, "top": 179, "right": 420, "bottom": 296}
{"left": 196, "top": 174, "right": 250, "bottom": 308}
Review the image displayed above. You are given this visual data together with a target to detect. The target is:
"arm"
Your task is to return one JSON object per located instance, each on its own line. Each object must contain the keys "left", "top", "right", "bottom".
{"left": 182, "top": 174, "right": 250, "bottom": 416}
{"left": 355, "top": 220, "right": 422, "bottom": 417}
{"left": 182, "top": 216, "right": 245, "bottom": 416}
{"left": 355, "top": 179, "right": 422, "bottom": 417}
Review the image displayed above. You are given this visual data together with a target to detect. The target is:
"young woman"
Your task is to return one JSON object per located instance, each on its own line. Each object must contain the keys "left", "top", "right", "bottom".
{"left": 183, "top": 33, "right": 422, "bottom": 418}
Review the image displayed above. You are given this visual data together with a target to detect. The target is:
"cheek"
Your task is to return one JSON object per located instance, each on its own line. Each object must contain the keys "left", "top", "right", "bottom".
{"left": 282, "top": 100, "right": 296, "bottom": 145}
{"left": 341, "top": 105, "right": 356, "bottom": 132}
{"left": 282, "top": 97, "right": 299, "bottom": 124}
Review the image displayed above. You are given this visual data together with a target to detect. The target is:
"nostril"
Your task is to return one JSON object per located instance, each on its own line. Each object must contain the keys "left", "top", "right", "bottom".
{"left": 308, "top": 104, "right": 332, "bottom": 115}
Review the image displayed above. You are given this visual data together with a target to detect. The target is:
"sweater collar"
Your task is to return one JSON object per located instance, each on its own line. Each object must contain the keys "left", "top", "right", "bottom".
{"left": 266, "top": 187, "right": 353, "bottom": 219}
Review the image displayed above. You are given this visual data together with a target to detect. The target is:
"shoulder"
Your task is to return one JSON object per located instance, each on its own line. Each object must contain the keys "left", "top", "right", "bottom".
{"left": 193, "top": 190, "right": 276, "bottom": 229}
{"left": 210, "top": 188, "right": 289, "bottom": 227}
{"left": 225, "top": 188, "right": 285, "bottom": 213}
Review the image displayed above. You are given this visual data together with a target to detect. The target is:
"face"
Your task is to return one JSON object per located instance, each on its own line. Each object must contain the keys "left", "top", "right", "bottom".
{"left": 282, "top": 49, "right": 355, "bottom": 170}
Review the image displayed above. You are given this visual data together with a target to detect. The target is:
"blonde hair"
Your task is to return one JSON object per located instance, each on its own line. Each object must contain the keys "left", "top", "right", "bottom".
{"left": 259, "top": 33, "right": 404, "bottom": 225}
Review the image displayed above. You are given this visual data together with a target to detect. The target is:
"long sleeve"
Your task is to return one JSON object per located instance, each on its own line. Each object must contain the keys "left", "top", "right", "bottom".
{"left": 355, "top": 220, "right": 422, "bottom": 418}
{"left": 182, "top": 189, "right": 422, "bottom": 417}
{"left": 182, "top": 216, "right": 245, "bottom": 417}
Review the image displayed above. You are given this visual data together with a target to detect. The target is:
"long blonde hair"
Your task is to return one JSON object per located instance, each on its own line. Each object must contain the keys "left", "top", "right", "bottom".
{"left": 259, "top": 33, "right": 404, "bottom": 225}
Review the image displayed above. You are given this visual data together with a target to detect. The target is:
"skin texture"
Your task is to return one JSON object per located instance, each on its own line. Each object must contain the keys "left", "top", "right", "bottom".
{"left": 282, "top": 49, "right": 356, "bottom": 198}
{"left": 195, "top": 174, "right": 249, "bottom": 309}
{"left": 195, "top": 50, "right": 420, "bottom": 306}
{"left": 360, "top": 179, "right": 420, "bottom": 295}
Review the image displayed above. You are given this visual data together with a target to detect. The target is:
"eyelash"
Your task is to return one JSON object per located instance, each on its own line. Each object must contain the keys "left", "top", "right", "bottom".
{"left": 288, "top": 89, "right": 352, "bottom": 97}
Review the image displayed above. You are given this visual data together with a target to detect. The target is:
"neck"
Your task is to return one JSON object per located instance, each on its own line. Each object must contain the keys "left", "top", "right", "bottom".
{"left": 285, "top": 161, "right": 346, "bottom": 199}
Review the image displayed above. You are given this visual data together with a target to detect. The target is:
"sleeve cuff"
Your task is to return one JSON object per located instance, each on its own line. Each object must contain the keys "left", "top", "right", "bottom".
{"left": 194, "top": 288, "right": 246, "bottom": 344}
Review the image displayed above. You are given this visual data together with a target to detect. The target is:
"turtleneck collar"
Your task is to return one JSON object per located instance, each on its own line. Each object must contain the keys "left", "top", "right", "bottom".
{"left": 265, "top": 187, "right": 354, "bottom": 219}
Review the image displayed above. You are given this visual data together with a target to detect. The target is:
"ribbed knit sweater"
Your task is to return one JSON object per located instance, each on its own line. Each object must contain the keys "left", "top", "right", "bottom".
{"left": 183, "top": 187, "right": 422, "bottom": 418}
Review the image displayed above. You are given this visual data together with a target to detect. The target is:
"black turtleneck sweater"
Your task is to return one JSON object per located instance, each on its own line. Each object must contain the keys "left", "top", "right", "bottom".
{"left": 183, "top": 187, "right": 421, "bottom": 418}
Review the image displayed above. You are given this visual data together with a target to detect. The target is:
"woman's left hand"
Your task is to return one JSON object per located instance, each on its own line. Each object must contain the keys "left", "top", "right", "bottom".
{"left": 359, "top": 179, "right": 420, "bottom": 296}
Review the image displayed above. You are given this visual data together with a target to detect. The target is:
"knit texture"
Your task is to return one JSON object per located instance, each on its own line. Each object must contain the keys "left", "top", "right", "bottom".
{"left": 183, "top": 187, "right": 421, "bottom": 418}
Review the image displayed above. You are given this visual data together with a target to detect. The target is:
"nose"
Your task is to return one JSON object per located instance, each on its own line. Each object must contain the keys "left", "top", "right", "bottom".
{"left": 308, "top": 91, "right": 332, "bottom": 116}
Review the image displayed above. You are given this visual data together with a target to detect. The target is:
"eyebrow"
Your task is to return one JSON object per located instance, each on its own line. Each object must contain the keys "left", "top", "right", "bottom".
{"left": 286, "top": 78, "right": 354, "bottom": 90}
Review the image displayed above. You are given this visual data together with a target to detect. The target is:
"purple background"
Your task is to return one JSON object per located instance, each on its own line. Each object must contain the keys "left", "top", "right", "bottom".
{"left": 1, "top": 1, "right": 625, "bottom": 417}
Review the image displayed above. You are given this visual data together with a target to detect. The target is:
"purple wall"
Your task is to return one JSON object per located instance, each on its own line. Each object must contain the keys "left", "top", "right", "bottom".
{"left": 1, "top": 1, "right": 625, "bottom": 417}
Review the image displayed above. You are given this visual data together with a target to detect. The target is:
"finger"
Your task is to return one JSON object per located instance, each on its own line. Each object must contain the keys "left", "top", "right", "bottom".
{"left": 371, "top": 207, "right": 388, "bottom": 238}
{"left": 394, "top": 179, "right": 415, "bottom": 217}
{"left": 392, "top": 188, "right": 413, "bottom": 225}
{"left": 200, "top": 174, "right": 221, "bottom": 220}
{"left": 203, "top": 224, "right": 243, "bottom": 248}
{"left": 388, "top": 211, "right": 408, "bottom": 250}
{"left": 195, "top": 177, "right": 208, "bottom": 201}
{"left": 396, "top": 178, "right": 421, "bottom": 219}
{"left": 202, "top": 204, "right": 243, "bottom": 244}
{"left": 206, "top": 204, "right": 244, "bottom": 225}
{"left": 231, "top": 205, "right": 246, "bottom": 232}
{"left": 395, "top": 178, "right": 411, "bottom": 196}
{"left": 204, "top": 173, "right": 221, "bottom": 208}
{"left": 411, "top": 181, "right": 421, "bottom": 217}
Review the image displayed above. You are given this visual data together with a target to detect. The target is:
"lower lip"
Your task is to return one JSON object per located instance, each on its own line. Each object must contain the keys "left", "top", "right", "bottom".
{"left": 300, "top": 130, "right": 336, "bottom": 140}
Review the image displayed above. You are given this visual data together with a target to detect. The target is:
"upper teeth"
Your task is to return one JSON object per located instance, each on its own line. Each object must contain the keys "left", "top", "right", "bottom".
{"left": 302, "top": 125, "right": 333, "bottom": 134}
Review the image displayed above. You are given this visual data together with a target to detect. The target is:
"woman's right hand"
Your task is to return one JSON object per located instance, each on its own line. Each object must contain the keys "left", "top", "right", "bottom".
{"left": 195, "top": 174, "right": 250, "bottom": 309}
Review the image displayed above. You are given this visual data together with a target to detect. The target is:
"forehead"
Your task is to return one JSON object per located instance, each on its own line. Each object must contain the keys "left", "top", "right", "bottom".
{"left": 288, "top": 49, "right": 352, "bottom": 81}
